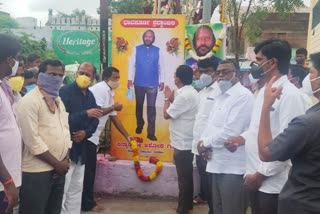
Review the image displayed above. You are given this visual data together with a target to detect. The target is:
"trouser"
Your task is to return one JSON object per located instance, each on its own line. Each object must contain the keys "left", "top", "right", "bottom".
{"left": 0, "top": 191, "right": 12, "bottom": 214}
{"left": 174, "top": 149, "right": 194, "bottom": 214}
{"left": 81, "top": 141, "right": 97, "bottom": 211}
{"left": 19, "top": 171, "right": 65, "bottom": 214}
{"left": 212, "top": 173, "right": 248, "bottom": 214}
{"left": 196, "top": 155, "right": 213, "bottom": 214}
{"left": 248, "top": 190, "right": 278, "bottom": 214}
{"left": 134, "top": 86, "right": 158, "bottom": 136}
{"left": 61, "top": 161, "right": 85, "bottom": 214}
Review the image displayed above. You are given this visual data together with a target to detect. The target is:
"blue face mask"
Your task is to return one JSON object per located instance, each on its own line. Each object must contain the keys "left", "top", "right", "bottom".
{"left": 25, "top": 84, "right": 36, "bottom": 94}
{"left": 218, "top": 79, "right": 233, "bottom": 94}
{"left": 193, "top": 79, "right": 205, "bottom": 91}
{"left": 38, "top": 73, "right": 63, "bottom": 98}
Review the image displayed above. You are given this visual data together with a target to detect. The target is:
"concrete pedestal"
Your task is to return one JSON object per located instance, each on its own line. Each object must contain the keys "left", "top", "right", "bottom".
{"left": 94, "top": 154, "right": 200, "bottom": 197}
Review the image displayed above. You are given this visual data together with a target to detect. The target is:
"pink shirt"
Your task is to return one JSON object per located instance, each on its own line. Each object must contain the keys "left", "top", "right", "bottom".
{"left": 0, "top": 80, "right": 22, "bottom": 191}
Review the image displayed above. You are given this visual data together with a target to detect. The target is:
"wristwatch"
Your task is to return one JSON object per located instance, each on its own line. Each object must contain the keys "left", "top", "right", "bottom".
{"left": 164, "top": 97, "right": 169, "bottom": 101}
{"left": 200, "top": 141, "right": 205, "bottom": 148}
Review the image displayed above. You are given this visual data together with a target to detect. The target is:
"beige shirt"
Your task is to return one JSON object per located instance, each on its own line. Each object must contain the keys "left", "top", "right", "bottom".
{"left": 17, "top": 87, "right": 72, "bottom": 172}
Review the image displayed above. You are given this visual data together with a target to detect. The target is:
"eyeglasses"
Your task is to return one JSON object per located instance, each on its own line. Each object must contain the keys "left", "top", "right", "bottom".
{"left": 213, "top": 70, "right": 234, "bottom": 76}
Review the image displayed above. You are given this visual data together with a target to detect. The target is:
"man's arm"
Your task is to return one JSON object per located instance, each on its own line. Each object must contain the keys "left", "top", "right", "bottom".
{"left": 127, "top": 47, "right": 136, "bottom": 88}
{"left": 158, "top": 50, "right": 165, "bottom": 91}
{"left": 202, "top": 94, "right": 254, "bottom": 148}
{"left": 110, "top": 116, "right": 133, "bottom": 142}
{"left": 0, "top": 155, "right": 18, "bottom": 212}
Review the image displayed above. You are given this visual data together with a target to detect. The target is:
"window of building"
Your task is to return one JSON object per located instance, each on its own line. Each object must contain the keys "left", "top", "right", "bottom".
{"left": 312, "top": 0, "right": 320, "bottom": 29}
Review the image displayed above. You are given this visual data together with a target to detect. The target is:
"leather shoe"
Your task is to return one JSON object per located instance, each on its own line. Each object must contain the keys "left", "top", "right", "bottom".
{"left": 147, "top": 135, "right": 157, "bottom": 141}
{"left": 136, "top": 127, "right": 143, "bottom": 134}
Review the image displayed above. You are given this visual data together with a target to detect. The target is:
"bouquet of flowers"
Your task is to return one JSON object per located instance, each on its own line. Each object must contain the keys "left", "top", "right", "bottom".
{"left": 115, "top": 37, "right": 128, "bottom": 53}
{"left": 166, "top": 38, "right": 180, "bottom": 55}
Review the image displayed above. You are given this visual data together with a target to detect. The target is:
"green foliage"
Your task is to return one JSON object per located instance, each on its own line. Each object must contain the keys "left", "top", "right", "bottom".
{"left": 0, "top": 15, "right": 18, "bottom": 33}
{"left": 109, "top": 0, "right": 146, "bottom": 15}
{"left": 244, "top": 7, "right": 268, "bottom": 44}
{"left": 14, "top": 33, "right": 57, "bottom": 60}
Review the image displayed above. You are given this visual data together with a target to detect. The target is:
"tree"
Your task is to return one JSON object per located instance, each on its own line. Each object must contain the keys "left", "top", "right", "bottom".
{"left": 0, "top": 15, "right": 19, "bottom": 33}
{"left": 225, "top": 0, "right": 304, "bottom": 65}
{"left": 97, "top": 0, "right": 154, "bottom": 16}
{"left": 14, "top": 33, "right": 57, "bottom": 60}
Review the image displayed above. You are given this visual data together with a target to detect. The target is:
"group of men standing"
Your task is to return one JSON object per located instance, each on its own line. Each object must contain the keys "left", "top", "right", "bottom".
{"left": 0, "top": 33, "right": 132, "bottom": 214}
{"left": 164, "top": 38, "right": 320, "bottom": 214}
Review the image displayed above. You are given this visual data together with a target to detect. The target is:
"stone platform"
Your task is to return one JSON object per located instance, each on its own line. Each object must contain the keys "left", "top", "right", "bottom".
{"left": 94, "top": 154, "right": 200, "bottom": 197}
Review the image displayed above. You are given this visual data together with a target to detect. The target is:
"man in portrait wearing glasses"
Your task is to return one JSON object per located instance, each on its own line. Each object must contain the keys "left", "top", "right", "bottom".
{"left": 225, "top": 39, "right": 306, "bottom": 214}
{"left": 197, "top": 60, "right": 254, "bottom": 214}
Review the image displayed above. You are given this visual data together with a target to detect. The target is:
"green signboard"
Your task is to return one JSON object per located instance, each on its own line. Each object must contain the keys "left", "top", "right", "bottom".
{"left": 52, "top": 30, "right": 112, "bottom": 81}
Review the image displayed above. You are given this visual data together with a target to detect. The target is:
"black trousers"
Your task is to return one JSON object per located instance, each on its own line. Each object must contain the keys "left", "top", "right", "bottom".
{"left": 0, "top": 191, "right": 12, "bottom": 214}
{"left": 134, "top": 86, "right": 158, "bottom": 136}
{"left": 174, "top": 149, "right": 194, "bottom": 214}
{"left": 19, "top": 171, "right": 65, "bottom": 214}
{"left": 248, "top": 190, "right": 278, "bottom": 214}
{"left": 196, "top": 155, "right": 213, "bottom": 214}
{"left": 81, "top": 140, "right": 97, "bottom": 211}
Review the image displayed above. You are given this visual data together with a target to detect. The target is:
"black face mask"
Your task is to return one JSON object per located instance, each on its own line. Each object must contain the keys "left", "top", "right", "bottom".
{"left": 250, "top": 59, "right": 272, "bottom": 80}
{"left": 296, "top": 58, "right": 304, "bottom": 65}
{"left": 250, "top": 62, "right": 264, "bottom": 80}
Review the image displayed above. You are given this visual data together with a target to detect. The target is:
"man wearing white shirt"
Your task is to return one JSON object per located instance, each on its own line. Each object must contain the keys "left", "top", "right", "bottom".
{"left": 192, "top": 59, "right": 220, "bottom": 214}
{"left": 198, "top": 60, "right": 254, "bottom": 214}
{"left": 127, "top": 29, "right": 165, "bottom": 141}
{"left": 163, "top": 65, "right": 199, "bottom": 214}
{"left": 226, "top": 39, "right": 306, "bottom": 214}
{"left": 82, "top": 67, "right": 133, "bottom": 212}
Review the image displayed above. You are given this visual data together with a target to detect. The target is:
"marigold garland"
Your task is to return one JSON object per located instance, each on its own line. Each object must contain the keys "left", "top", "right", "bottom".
{"left": 130, "top": 139, "right": 163, "bottom": 182}
{"left": 185, "top": 28, "right": 226, "bottom": 61}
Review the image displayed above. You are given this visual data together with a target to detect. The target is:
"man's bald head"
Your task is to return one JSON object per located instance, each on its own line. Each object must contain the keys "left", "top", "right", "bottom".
{"left": 77, "top": 62, "right": 97, "bottom": 81}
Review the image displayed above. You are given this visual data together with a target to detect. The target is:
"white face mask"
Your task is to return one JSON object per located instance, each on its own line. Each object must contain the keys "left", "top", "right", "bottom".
{"left": 302, "top": 73, "right": 320, "bottom": 96}
{"left": 249, "top": 73, "right": 259, "bottom": 84}
{"left": 199, "top": 73, "right": 214, "bottom": 87}
{"left": 9, "top": 60, "right": 19, "bottom": 77}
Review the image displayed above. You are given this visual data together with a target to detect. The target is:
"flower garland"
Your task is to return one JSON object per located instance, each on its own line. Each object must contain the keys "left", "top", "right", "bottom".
{"left": 130, "top": 139, "right": 163, "bottom": 182}
{"left": 185, "top": 28, "right": 226, "bottom": 61}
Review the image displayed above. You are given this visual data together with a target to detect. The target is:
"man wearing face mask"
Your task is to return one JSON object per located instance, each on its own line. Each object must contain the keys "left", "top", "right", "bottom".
{"left": 226, "top": 39, "right": 306, "bottom": 214}
{"left": 295, "top": 48, "right": 310, "bottom": 69}
{"left": 163, "top": 65, "right": 199, "bottom": 214}
{"left": 257, "top": 52, "right": 320, "bottom": 214}
{"left": 8, "top": 61, "right": 25, "bottom": 103}
{"left": 191, "top": 58, "right": 219, "bottom": 212}
{"left": 81, "top": 67, "right": 134, "bottom": 212}
{"left": 0, "top": 33, "right": 21, "bottom": 214}
{"left": 197, "top": 60, "right": 254, "bottom": 214}
{"left": 128, "top": 29, "right": 164, "bottom": 141}
{"left": 59, "top": 62, "right": 102, "bottom": 214}
{"left": 17, "top": 59, "right": 72, "bottom": 214}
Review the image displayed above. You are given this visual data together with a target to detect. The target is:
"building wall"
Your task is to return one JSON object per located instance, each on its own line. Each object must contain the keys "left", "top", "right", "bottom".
{"left": 307, "top": 0, "right": 320, "bottom": 54}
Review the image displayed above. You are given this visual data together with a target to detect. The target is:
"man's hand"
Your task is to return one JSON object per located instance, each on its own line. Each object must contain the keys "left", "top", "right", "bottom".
{"left": 72, "top": 130, "right": 86, "bottom": 143}
{"left": 164, "top": 86, "right": 172, "bottom": 99}
{"left": 127, "top": 135, "right": 135, "bottom": 142}
{"left": 224, "top": 136, "right": 245, "bottom": 153}
{"left": 87, "top": 108, "right": 103, "bottom": 118}
{"left": 113, "top": 102, "right": 123, "bottom": 111}
{"left": 159, "top": 82, "right": 164, "bottom": 91}
{"left": 4, "top": 182, "right": 18, "bottom": 213}
{"left": 244, "top": 172, "right": 265, "bottom": 191}
{"left": 127, "top": 80, "right": 133, "bottom": 89}
{"left": 263, "top": 76, "right": 283, "bottom": 108}
{"left": 54, "top": 159, "right": 70, "bottom": 176}
{"left": 197, "top": 141, "right": 212, "bottom": 160}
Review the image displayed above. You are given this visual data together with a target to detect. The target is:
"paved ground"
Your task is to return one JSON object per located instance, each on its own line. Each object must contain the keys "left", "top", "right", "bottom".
{"left": 81, "top": 196, "right": 252, "bottom": 214}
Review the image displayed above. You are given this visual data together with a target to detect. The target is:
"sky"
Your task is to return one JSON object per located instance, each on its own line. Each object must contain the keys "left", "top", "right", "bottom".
{"left": 1, "top": 0, "right": 311, "bottom": 25}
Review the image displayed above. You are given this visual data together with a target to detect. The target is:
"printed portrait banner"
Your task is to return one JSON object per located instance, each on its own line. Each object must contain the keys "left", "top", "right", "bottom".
{"left": 52, "top": 30, "right": 112, "bottom": 82}
{"left": 111, "top": 14, "right": 186, "bottom": 162}
{"left": 185, "top": 23, "right": 226, "bottom": 69}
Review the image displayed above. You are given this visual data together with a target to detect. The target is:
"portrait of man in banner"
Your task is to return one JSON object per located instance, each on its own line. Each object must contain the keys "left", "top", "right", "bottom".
{"left": 111, "top": 14, "right": 185, "bottom": 162}
{"left": 185, "top": 23, "right": 226, "bottom": 69}
{"left": 127, "top": 29, "right": 165, "bottom": 141}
